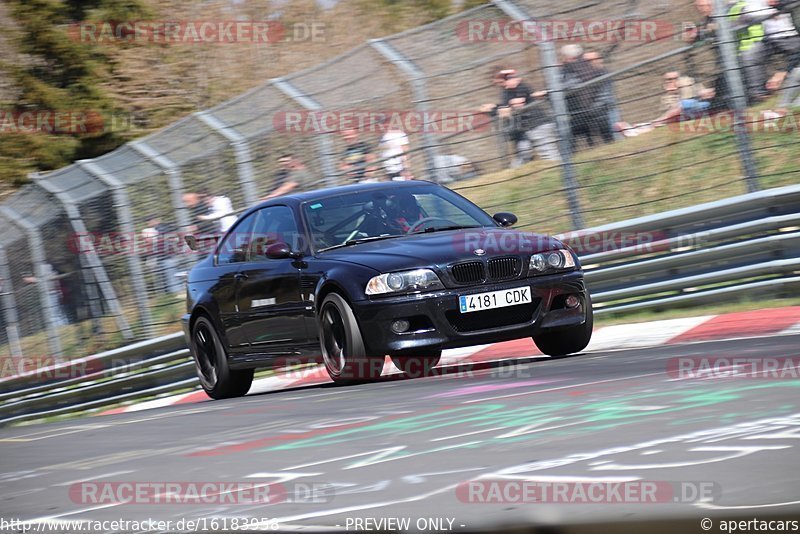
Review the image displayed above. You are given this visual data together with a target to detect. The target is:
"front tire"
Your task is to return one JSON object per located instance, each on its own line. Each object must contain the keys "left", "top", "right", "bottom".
{"left": 533, "top": 294, "right": 593, "bottom": 356}
{"left": 190, "top": 315, "right": 254, "bottom": 399}
{"left": 318, "top": 293, "right": 384, "bottom": 384}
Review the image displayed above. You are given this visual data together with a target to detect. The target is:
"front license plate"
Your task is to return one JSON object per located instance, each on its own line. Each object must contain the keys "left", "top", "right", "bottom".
{"left": 459, "top": 286, "right": 532, "bottom": 314}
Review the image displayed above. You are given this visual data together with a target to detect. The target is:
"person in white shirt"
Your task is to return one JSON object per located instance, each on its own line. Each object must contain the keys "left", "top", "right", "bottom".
{"left": 379, "top": 129, "right": 411, "bottom": 181}
{"left": 198, "top": 193, "right": 237, "bottom": 233}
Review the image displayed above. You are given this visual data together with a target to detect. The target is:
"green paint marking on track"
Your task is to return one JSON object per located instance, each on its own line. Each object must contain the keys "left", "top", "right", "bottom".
{"left": 262, "top": 382, "right": 800, "bottom": 453}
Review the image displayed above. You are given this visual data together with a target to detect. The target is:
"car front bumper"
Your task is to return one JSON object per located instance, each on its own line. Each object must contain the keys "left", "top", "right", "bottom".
{"left": 181, "top": 313, "right": 191, "bottom": 348}
{"left": 352, "top": 270, "right": 588, "bottom": 355}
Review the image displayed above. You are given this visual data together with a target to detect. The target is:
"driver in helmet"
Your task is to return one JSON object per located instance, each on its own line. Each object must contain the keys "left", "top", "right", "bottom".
{"left": 390, "top": 193, "right": 425, "bottom": 233}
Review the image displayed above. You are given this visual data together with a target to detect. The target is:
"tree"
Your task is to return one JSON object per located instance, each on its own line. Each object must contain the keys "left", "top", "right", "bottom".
{"left": 0, "top": 0, "right": 150, "bottom": 187}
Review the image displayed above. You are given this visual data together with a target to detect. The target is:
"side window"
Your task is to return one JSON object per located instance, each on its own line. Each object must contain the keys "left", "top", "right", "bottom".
{"left": 248, "top": 206, "right": 300, "bottom": 261}
{"left": 216, "top": 213, "right": 255, "bottom": 265}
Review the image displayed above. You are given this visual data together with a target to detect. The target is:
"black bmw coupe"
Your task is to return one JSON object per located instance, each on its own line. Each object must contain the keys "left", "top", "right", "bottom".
{"left": 182, "top": 180, "right": 592, "bottom": 398}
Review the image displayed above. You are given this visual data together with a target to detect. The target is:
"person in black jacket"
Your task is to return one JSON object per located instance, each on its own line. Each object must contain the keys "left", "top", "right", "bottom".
{"left": 560, "top": 44, "right": 614, "bottom": 151}
{"left": 480, "top": 69, "right": 560, "bottom": 167}
{"left": 769, "top": 0, "right": 800, "bottom": 113}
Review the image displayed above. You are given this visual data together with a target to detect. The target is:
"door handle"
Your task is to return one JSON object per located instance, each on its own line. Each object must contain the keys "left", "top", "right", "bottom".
{"left": 234, "top": 273, "right": 249, "bottom": 281}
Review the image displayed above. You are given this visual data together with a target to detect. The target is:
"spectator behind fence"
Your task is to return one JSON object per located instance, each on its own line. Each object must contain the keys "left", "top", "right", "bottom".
{"left": 142, "top": 215, "right": 182, "bottom": 295}
{"left": 197, "top": 190, "right": 237, "bottom": 233}
{"left": 762, "top": 0, "right": 800, "bottom": 59}
{"left": 339, "top": 128, "right": 376, "bottom": 183}
{"left": 480, "top": 68, "right": 560, "bottom": 167}
{"left": 560, "top": 44, "right": 614, "bottom": 150}
{"left": 23, "top": 264, "right": 68, "bottom": 327}
{"left": 616, "top": 72, "right": 711, "bottom": 136}
{"left": 379, "top": 126, "right": 412, "bottom": 181}
{"left": 766, "top": 0, "right": 800, "bottom": 115}
{"left": 584, "top": 50, "right": 622, "bottom": 141}
{"left": 691, "top": 0, "right": 768, "bottom": 101}
{"left": 262, "top": 154, "right": 312, "bottom": 200}
{"left": 182, "top": 192, "right": 214, "bottom": 235}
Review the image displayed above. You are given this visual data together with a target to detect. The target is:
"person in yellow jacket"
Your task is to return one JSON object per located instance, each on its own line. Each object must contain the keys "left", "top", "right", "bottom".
{"left": 730, "top": 0, "right": 769, "bottom": 100}
{"left": 691, "top": 0, "right": 768, "bottom": 101}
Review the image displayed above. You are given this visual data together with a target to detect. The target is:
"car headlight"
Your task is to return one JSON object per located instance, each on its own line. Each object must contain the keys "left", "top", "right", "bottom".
{"left": 528, "top": 249, "right": 576, "bottom": 274}
{"left": 366, "top": 269, "right": 444, "bottom": 296}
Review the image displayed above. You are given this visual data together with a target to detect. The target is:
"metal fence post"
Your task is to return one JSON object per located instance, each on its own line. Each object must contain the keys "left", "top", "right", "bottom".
{"left": 0, "top": 244, "right": 23, "bottom": 360}
{"left": 369, "top": 39, "right": 440, "bottom": 179}
{"left": 77, "top": 161, "right": 155, "bottom": 338}
{"left": 0, "top": 207, "right": 64, "bottom": 360}
{"left": 32, "top": 174, "right": 134, "bottom": 340}
{"left": 713, "top": 0, "right": 760, "bottom": 193}
{"left": 492, "top": 0, "right": 585, "bottom": 229}
{"left": 272, "top": 78, "right": 339, "bottom": 187}
{"left": 130, "top": 141, "right": 192, "bottom": 234}
{"left": 194, "top": 112, "right": 259, "bottom": 206}
{"left": 539, "top": 41, "right": 586, "bottom": 230}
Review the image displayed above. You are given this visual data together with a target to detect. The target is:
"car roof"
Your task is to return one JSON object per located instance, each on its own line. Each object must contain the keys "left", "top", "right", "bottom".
{"left": 285, "top": 179, "right": 436, "bottom": 202}
{"left": 251, "top": 179, "right": 438, "bottom": 209}
{"left": 233, "top": 180, "right": 441, "bottom": 222}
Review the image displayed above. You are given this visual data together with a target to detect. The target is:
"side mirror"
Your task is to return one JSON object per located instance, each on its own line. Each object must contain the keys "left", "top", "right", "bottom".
{"left": 493, "top": 212, "right": 518, "bottom": 227}
{"left": 186, "top": 234, "right": 220, "bottom": 252}
{"left": 265, "top": 242, "right": 301, "bottom": 260}
{"left": 184, "top": 235, "right": 198, "bottom": 251}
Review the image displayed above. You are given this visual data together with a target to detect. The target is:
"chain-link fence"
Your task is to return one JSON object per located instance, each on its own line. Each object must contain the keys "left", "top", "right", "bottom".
{"left": 2, "top": 0, "right": 798, "bottom": 367}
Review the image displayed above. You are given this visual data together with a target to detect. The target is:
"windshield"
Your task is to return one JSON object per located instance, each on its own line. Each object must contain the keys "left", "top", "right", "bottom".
{"left": 302, "top": 184, "right": 496, "bottom": 252}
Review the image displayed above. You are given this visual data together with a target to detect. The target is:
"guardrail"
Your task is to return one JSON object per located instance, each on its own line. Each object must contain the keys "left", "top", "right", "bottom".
{"left": 1, "top": 184, "right": 799, "bottom": 427}
{"left": 573, "top": 184, "right": 800, "bottom": 314}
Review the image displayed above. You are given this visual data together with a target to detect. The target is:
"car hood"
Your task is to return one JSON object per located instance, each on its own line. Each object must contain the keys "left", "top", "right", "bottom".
{"left": 317, "top": 228, "right": 563, "bottom": 272}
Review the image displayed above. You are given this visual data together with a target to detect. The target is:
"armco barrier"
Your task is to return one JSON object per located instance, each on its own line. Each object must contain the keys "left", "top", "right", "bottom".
{"left": 1, "top": 185, "right": 799, "bottom": 426}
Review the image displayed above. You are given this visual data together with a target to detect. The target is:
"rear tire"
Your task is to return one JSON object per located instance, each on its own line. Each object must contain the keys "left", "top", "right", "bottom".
{"left": 390, "top": 351, "right": 442, "bottom": 378}
{"left": 190, "top": 315, "right": 254, "bottom": 399}
{"left": 533, "top": 294, "right": 593, "bottom": 356}
{"left": 318, "top": 293, "right": 384, "bottom": 384}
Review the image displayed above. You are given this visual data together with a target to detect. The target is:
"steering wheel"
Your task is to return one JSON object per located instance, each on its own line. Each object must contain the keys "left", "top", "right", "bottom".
{"left": 406, "top": 217, "right": 458, "bottom": 234}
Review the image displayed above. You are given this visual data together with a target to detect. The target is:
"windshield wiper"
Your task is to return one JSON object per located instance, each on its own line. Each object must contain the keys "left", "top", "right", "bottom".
{"left": 317, "top": 234, "right": 404, "bottom": 252}
{"left": 421, "top": 225, "right": 482, "bottom": 233}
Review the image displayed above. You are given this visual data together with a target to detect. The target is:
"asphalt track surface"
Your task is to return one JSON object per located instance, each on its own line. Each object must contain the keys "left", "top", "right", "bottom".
{"left": 2, "top": 334, "right": 799, "bottom": 533}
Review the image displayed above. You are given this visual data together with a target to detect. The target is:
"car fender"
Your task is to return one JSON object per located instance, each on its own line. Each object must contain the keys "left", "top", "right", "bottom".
{"left": 312, "top": 262, "right": 382, "bottom": 311}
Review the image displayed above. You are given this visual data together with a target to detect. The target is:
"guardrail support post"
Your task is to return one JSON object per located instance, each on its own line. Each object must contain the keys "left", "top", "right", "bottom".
{"left": 538, "top": 41, "right": 586, "bottom": 230}
{"left": 492, "top": 0, "right": 585, "bottom": 230}
{"left": 194, "top": 112, "right": 259, "bottom": 206}
{"left": 32, "top": 174, "right": 134, "bottom": 341}
{"left": 78, "top": 161, "right": 155, "bottom": 339}
{"left": 272, "top": 78, "right": 339, "bottom": 187}
{"left": 0, "top": 207, "right": 64, "bottom": 360}
{"left": 130, "top": 141, "right": 193, "bottom": 234}
{"left": 0, "top": 244, "right": 23, "bottom": 360}
{"left": 713, "top": 0, "right": 760, "bottom": 193}
{"left": 369, "top": 39, "right": 440, "bottom": 180}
